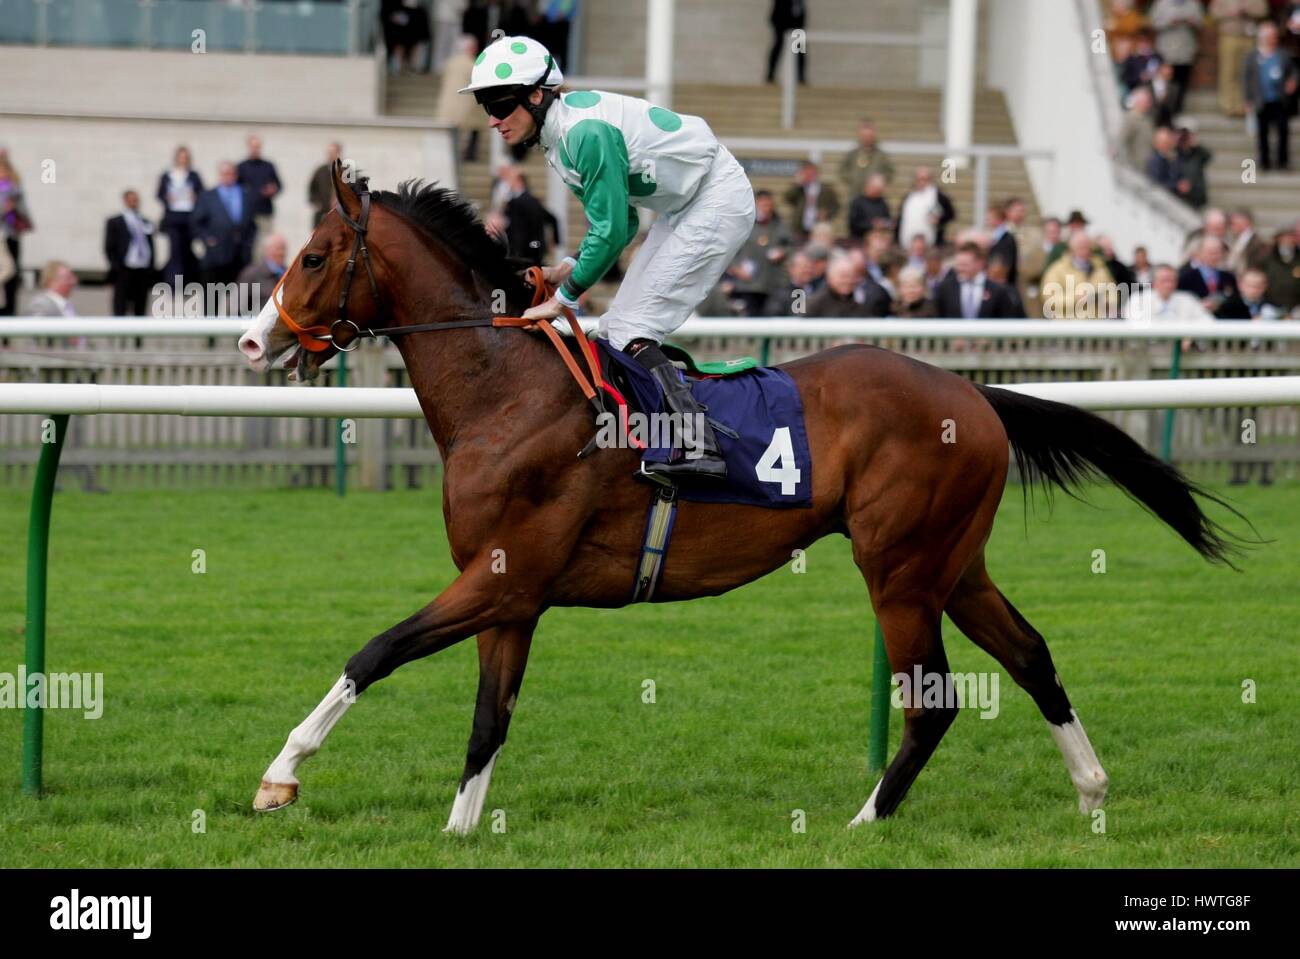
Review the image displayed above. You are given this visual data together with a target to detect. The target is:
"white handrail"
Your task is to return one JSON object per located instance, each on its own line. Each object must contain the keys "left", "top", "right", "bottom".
{"left": 3, "top": 378, "right": 1299, "bottom": 418}
{"left": 564, "top": 75, "right": 649, "bottom": 92}
{"left": 801, "top": 30, "right": 945, "bottom": 48}
{"left": 722, "top": 136, "right": 1054, "bottom": 159}
{"left": 0, "top": 106, "right": 448, "bottom": 131}
{"left": 4, "top": 318, "right": 1300, "bottom": 341}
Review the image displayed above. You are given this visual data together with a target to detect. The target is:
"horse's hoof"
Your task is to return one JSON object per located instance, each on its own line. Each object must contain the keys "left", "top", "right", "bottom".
{"left": 1075, "top": 771, "right": 1109, "bottom": 814}
{"left": 1077, "top": 788, "right": 1107, "bottom": 815}
{"left": 253, "top": 780, "right": 299, "bottom": 811}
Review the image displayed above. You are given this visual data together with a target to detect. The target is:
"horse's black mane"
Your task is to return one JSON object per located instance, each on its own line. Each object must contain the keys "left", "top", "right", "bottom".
{"left": 365, "top": 177, "right": 532, "bottom": 302}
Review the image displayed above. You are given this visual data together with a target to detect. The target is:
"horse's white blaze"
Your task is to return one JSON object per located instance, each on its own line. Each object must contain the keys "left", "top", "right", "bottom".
{"left": 1049, "top": 709, "right": 1109, "bottom": 813}
{"left": 263, "top": 673, "right": 355, "bottom": 786}
{"left": 238, "top": 293, "right": 280, "bottom": 370}
{"left": 444, "top": 747, "right": 500, "bottom": 835}
{"left": 848, "top": 779, "right": 883, "bottom": 827}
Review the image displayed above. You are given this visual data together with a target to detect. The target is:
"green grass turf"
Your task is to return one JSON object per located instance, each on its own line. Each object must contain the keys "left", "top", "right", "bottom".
{"left": 1, "top": 480, "right": 1297, "bottom": 868}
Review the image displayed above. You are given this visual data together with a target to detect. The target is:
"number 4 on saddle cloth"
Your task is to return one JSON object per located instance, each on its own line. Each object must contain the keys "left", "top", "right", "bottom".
{"left": 581, "top": 338, "right": 814, "bottom": 603}
{"left": 591, "top": 339, "right": 814, "bottom": 509}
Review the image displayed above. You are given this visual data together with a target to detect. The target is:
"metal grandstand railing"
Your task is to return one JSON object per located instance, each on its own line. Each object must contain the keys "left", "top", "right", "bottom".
{"left": 1, "top": 0, "right": 379, "bottom": 55}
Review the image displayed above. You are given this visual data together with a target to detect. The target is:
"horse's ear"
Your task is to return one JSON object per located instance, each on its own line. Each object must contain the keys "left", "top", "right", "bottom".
{"left": 332, "top": 159, "right": 363, "bottom": 221}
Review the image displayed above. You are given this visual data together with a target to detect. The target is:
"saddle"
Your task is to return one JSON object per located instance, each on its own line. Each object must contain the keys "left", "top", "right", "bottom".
{"left": 525, "top": 276, "right": 813, "bottom": 602}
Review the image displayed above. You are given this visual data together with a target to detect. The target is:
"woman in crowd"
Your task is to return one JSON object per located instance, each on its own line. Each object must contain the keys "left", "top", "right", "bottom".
{"left": 156, "top": 145, "right": 204, "bottom": 288}
{"left": 0, "top": 151, "right": 32, "bottom": 317}
{"left": 892, "top": 266, "right": 938, "bottom": 318}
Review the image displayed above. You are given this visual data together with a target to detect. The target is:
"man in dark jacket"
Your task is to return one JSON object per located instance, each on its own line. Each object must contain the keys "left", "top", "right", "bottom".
{"left": 807, "top": 255, "right": 889, "bottom": 318}
{"left": 730, "top": 189, "right": 793, "bottom": 315}
{"left": 988, "top": 197, "right": 1025, "bottom": 286}
{"left": 1263, "top": 223, "right": 1300, "bottom": 314}
{"left": 934, "top": 242, "right": 1023, "bottom": 318}
{"left": 763, "top": 250, "right": 823, "bottom": 317}
{"left": 1214, "top": 267, "right": 1282, "bottom": 319}
{"left": 766, "top": 0, "right": 807, "bottom": 84}
{"left": 1175, "top": 122, "right": 1212, "bottom": 208}
{"left": 503, "top": 170, "right": 561, "bottom": 266}
{"left": 1243, "top": 22, "right": 1300, "bottom": 170}
{"left": 192, "top": 162, "right": 257, "bottom": 292}
{"left": 308, "top": 142, "right": 342, "bottom": 227}
{"left": 236, "top": 134, "right": 282, "bottom": 237}
{"left": 237, "top": 232, "right": 288, "bottom": 312}
{"left": 103, "top": 189, "right": 156, "bottom": 316}
{"left": 783, "top": 161, "right": 840, "bottom": 242}
{"left": 1145, "top": 126, "right": 1184, "bottom": 194}
{"left": 1177, "top": 236, "right": 1239, "bottom": 310}
{"left": 847, "top": 174, "right": 891, "bottom": 241}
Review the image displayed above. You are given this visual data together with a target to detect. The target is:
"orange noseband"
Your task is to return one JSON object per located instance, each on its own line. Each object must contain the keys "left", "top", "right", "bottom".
{"left": 270, "top": 269, "right": 334, "bottom": 354}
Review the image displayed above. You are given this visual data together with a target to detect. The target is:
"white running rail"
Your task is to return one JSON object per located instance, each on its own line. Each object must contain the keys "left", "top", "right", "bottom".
{"left": 5, "top": 318, "right": 1300, "bottom": 341}
{"left": 3, "top": 377, "right": 1300, "bottom": 418}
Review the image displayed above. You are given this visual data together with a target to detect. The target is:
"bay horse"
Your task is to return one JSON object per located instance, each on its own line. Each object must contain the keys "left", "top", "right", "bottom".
{"left": 238, "top": 163, "right": 1244, "bottom": 833}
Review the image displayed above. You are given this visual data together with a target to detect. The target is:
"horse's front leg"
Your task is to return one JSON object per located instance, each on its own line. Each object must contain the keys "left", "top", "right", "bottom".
{"left": 445, "top": 617, "right": 538, "bottom": 834}
{"left": 252, "top": 557, "right": 537, "bottom": 811}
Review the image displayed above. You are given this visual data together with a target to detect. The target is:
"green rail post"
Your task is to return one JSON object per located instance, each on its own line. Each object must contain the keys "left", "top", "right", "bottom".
{"left": 335, "top": 351, "right": 348, "bottom": 497}
{"left": 759, "top": 338, "right": 771, "bottom": 367}
{"left": 868, "top": 621, "right": 890, "bottom": 776}
{"left": 24, "top": 413, "right": 69, "bottom": 798}
{"left": 1160, "top": 338, "right": 1183, "bottom": 463}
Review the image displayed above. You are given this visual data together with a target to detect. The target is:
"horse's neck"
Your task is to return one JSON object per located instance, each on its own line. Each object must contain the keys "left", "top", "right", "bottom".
{"left": 392, "top": 288, "right": 561, "bottom": 456}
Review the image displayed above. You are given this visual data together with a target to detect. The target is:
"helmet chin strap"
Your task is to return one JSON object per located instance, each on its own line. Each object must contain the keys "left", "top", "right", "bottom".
{"left": 520, "top": 88, "right": 557, "bottom": 148}
{"left": 517, "top": 57, "right": 557, "bottom": 149}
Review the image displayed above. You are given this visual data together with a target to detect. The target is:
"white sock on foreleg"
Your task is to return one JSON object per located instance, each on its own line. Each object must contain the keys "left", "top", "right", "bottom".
{"left": 263, "top": 673, "right": 356, "bottom": 785}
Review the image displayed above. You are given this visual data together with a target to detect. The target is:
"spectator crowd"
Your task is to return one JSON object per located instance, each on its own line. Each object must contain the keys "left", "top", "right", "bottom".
{"left": 0, "top": 135, "right": 349, "bottom": 320}
{"left": 2, "top": 0, "right": 1298, "bottom": 328}
{"left": 1109, "top": 0, "right": 1300, "bottom": 206}
{"left": 684, "top": 131, "right": 1300, "bottom": 324}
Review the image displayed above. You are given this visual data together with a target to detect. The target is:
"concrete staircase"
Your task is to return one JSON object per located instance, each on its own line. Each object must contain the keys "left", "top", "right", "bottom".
{"left": 387, "top": 74, "right": 1041, "bottom": 303}
{"left": 1180, "top": 89, "right": 1300, "bottom": 233}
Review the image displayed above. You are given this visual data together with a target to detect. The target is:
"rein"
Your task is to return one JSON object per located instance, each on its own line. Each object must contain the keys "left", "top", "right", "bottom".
{"left": 272, "top": 193, "right": 606, "bottom": 411}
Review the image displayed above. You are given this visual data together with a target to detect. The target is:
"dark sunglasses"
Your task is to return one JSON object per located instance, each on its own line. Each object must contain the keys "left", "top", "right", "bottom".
{"left": 481, "top": 95, "right": 520, "bottom": 121}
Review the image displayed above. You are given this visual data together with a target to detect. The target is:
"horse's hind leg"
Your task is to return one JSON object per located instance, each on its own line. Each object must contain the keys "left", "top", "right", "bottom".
{"left": 848, "top": 596, "right": 958, "bottom": 825}
{"left": 945, "top": 555, "right": 1108, "bottom": 813}
{"left": 445, "top": 617, "right": 537, "bottom": 835}
{"left": 845, "top": 448, "right": 1005, "bottom": 826}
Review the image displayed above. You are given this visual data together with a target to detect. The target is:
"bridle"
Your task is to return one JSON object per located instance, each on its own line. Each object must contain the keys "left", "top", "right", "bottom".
{"left": 271, "top": 191, "right": 385, "bottom": 355}
{"left": 270, "top": 185, "right": 608, "bottom": 415}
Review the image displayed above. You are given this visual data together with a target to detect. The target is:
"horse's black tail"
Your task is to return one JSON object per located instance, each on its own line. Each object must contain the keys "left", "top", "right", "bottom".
{"left": 976, "top": 384, "right": 1255, "bottom": 568}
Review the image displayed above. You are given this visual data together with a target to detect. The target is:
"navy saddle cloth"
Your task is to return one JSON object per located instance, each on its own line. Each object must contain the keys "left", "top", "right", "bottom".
{"left": 591, "top": 338, "right": 813, "bottom": 508}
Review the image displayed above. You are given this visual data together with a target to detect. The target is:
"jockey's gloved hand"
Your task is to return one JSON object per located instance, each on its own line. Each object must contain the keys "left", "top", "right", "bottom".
{"left": 522, "top": 295, "right": 567, "bottom": 324}
{"left": 541, "top": 257, "right": 576, "bottom": 289}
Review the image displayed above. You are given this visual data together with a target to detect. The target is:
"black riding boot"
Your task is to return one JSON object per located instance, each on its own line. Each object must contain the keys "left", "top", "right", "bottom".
{"left": 626, "top": 339, "right": 728, "bottom": 480}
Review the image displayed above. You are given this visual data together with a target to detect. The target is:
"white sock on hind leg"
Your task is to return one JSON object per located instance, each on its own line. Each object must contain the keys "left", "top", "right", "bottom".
{"left": 1048, "top": 709, "right": 1109, "bottom": 813}
{"left": 848, "top": 779, "right": 883, "bottom": 828}
{"left": 445, "top": 747, "right": 501, "bottom": 835}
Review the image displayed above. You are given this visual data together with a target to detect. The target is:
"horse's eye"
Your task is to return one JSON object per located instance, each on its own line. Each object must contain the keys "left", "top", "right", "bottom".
{"left": 302, "top": 254, "right": 325, "bottom": 269}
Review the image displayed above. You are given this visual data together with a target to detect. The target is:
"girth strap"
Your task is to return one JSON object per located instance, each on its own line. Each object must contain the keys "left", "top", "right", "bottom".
{"left": 631, "top": 483, "right": 679, "bottom": 602}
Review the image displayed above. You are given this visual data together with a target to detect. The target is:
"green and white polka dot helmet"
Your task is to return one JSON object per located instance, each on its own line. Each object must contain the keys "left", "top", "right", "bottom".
{"left": 457, "top": 35, "right": 564, "bottom": 95}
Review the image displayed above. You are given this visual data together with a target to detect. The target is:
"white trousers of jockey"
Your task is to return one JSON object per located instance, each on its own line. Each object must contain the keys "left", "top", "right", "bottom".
{"left": 461, "top": 35, "right": 756, "bottom": 480}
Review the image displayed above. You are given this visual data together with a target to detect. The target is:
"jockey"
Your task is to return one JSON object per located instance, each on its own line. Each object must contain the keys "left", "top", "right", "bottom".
{"left": 459, "top": 34, "right": 757, "bottom": 481}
